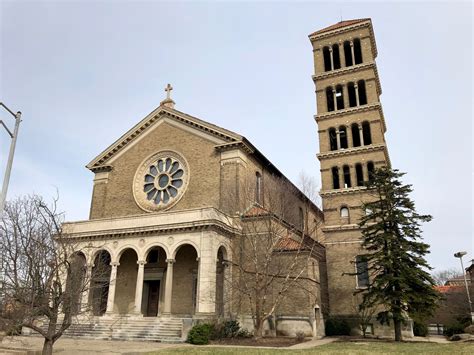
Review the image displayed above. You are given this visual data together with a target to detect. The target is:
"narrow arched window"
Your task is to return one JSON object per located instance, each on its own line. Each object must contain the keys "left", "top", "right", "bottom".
{"left": 335, "top": 85, "right": 344, "bottom": 110}
{"left": 356, "top": 255, "right": 369, "bottom": 288}
{"left": 340, "top": 206, "right": 349, "bottom": 218}
{"left": 362, "top": 121, "right": 372, "bottom": 145}
{"left": 351, "top": 123, "right": 361, "bottom": 147}
{"left": 348, "top": 82, "right": 357, "bottom": 107}
{"left": 332, "top": 44, "right": 341, "bottom": 70}
{"left": 332, "top": 167, "right": 340, "bottom": 189}
{"left": 326, "top": 87, "right": 335, "bottom": 112}
{"left": 343, "top": 165, "right": 351, "bottom": 188}
{"left": 354, "top": 38, "right": 363, "bottom": 64}
{"left": 358, "top": 80, "right": 367, "bottom": 105}
{"left": 339, "top": 126, "right": 348, "bottom": 149}
{"left": 329, "top": 128, "right": 338, "bottom": 151}
{"left": 343, "top": 41, "right": 353, "bottom": 67}
{"left": 356, "top": 163, "right": 364, "bottom": 186}
{"left": 323, "top": 46, "right": 331, "bottom": 72}
{"left": 255, "top": 172, "right": 262, "bottom": 204}
{"left": 367, "top": 162, "right": 375, "bottom": 182}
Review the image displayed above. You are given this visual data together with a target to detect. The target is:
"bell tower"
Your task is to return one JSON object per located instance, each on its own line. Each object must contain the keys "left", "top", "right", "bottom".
{"left": 309, "top": 19, "right": 390, "bottom": 319}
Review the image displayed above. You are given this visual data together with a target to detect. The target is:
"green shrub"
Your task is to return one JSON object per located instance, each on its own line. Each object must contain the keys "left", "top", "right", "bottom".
{"left": 413, "top": 321, "right": 428, "bottom": 337}
{"left": 444, "top": 322, "right": 465, "bottom": 337}
{"left": 325, "top": 318, "right": 351, "bottom": 336}
{"left": 187, "top": 323, "right": 215, "bottom": 345}
{"left": 223, "top": 320, "right": 240, "bottom": 338}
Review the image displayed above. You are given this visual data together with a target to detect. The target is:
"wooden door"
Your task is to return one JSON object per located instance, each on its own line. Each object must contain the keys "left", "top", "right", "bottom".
{"left": 146, "top": 281, "right": 160, "bottom": 316}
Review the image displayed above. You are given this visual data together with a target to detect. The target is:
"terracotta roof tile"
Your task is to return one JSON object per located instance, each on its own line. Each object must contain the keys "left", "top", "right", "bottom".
{"left": 309, "top": 18, "right": 371, "bottom": 37}
{"left": 275, "top": 237, "right": 303, "bottom": 251}
{"left": 434, "top": 285, "right": 464, "bottom": 293}
{"left": 242, "top": 205, "right": 270, "bottom": 218}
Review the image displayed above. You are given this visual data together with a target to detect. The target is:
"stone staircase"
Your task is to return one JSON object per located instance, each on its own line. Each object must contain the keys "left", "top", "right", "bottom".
{"left": 33, "top": 316, "right": 184, "bottom": 342}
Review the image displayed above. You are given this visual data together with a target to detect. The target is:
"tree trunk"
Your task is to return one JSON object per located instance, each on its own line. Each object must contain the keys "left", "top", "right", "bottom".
{"left": 42, "top": 338, "right": 54, "bottom": 355}
{"left": 394, "top": 318, "right": 402, "bottom": 342}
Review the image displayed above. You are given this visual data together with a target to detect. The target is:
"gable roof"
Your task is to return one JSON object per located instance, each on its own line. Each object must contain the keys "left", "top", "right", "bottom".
{"left": 308, "top": 18, "right": 371, "bottom": 37}
{"left": 86, "top": 104, "right": 243, "bottom": 171}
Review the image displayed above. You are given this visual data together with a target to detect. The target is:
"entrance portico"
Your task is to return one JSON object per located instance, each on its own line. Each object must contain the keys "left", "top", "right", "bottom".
{"left": 63, "top": 207, "right": 236, "bottom": 320}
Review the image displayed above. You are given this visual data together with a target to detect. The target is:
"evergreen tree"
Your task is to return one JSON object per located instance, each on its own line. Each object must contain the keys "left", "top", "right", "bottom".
{"left": 357, "top": 167, "right": 440, "bottom": 341}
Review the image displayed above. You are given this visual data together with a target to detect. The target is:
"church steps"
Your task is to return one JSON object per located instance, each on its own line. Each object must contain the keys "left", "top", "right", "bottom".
{"left": 30, "top": 316, "right": 184, "bottom": 342}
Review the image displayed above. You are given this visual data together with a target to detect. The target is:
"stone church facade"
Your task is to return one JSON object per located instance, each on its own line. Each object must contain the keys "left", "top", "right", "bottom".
{"left": 62, "top": 19, "right": 413, "bottom": 339}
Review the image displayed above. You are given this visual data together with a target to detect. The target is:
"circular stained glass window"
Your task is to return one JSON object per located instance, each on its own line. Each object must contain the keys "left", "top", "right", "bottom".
{"left": 133, "top": 151, "right": 189, "bottom": 212}
{"left": 143, "top": 157, "right": 185, "bottom": 205}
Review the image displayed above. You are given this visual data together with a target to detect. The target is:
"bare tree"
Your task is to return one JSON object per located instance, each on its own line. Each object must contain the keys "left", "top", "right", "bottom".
{"left": 223, "top": 174, "right": 324, "bottom": 338}
{"left": 351, "top": 293, "right": 377, "bottom": 338}
{"left": 432, "top": 268, "right": 463, "bottom": 286}
{"left": 0, "top": 195, "right": 102, "bottom": 355}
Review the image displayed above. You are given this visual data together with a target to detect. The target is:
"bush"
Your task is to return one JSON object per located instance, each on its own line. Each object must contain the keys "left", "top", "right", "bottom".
{"left": 325, "top": 318, "right": 351, "bottom": 336}
{"left": 295, "top": 331, "right": 306, "bottom": 341}
{"left": 444, "top": 322, "right": 465, "bottom": 337}
{"left": 413, "top": 321, "right": 428, "bottom": 337}
{"left": 223, "top": 320, "right": 240, "bottom": 338}
{"left": 187, "top": 323, "right": 215, "bottom": 345}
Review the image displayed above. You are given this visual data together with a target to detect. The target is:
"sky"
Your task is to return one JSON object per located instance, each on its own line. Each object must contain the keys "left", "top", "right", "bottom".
{"left": 0, "top": 0, "right": 472, "bottom": 272}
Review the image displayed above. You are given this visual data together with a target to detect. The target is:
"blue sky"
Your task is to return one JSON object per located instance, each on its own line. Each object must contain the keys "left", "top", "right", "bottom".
{"left": 0, "top": 0, "right": 472, "bottom": 272}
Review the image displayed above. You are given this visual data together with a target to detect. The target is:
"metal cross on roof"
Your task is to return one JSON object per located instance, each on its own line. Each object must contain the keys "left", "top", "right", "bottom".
{"left": 165, "top": 83, "right": 173, "bottom": 100}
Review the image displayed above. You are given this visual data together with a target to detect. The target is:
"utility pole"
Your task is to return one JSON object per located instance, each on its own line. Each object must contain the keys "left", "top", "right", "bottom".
{"left": 454, "top": 251, "right": 474, "bottom": 323}
{"left": 0, "top": 102, "right": 22, "bottom": 213}
{"left": 0, "top": 101, "right": 21, "bottom": 304}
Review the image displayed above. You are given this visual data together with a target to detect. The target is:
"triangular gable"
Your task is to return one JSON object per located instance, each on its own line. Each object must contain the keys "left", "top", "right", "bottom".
{"left": 86, "top": 105, "right": 243, "bottom": 171}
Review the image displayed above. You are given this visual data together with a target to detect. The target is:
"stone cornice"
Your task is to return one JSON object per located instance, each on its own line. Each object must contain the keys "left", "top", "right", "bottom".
{"left": 63, "top": 207, "right": 240, "bottom": 240}
{"left": 309, "top": 20, "right": 378, "bottom": 59}
{"left": 86, "top": 106, "right": 241, "bottom": 171}
{"left": 317, "top": 143, "right": 387, "bottom": 160}
{"left": 312, "top": 61, "right": 382, "bottom": 96}
{"left": 322, "top": 224, "right": 361, "bottom": 232}
{"left": 214, "top": 141, "right": 254, "bottom": 155}
{"left": 90, "top": 165, "right": 113, "bottom": 173}
{"left": 319, "top": 186, "right": 367, "bottom": 197}
{"left": 314, "top": 103, "right": 387, "bottom": 133}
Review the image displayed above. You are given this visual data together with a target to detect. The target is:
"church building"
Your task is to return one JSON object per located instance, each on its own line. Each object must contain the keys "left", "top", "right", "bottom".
{"left": 61, "top": 18, "right": 413, "bottom": 340}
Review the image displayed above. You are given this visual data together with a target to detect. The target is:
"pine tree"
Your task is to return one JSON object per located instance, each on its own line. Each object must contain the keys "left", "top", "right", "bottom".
{"left": 358, "top": 167, "right": 440, "bottom": 341}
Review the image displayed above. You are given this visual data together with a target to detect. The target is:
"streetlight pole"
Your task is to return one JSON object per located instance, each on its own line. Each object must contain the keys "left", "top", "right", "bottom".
{"left": 0, "top": 102, "right": 22, "bottom": 213}
{"left": 454, "top": 251, "right": 474, "bottom": 323}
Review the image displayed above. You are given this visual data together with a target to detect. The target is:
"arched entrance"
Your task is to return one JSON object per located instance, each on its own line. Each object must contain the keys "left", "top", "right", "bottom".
{"left": 115, "top": 248, "right": 138, "bottom": 314}
{"left": 142, "top": 246, "right": 167, "bottom": 316}
{"left": 216, "top": 246, "right": 227, "bottom": 317}
{"left": 171, "top": 244, "right": 198, "bottom": 315}
{"left": 91, "top": 250, "right": 111, "bottom": 316}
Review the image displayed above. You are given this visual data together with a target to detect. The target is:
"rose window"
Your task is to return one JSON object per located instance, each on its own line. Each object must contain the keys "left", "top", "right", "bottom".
{"left": 143, "top": 157, "right": 184, "bottom": 205}
{"left": 133, "top": 151, "right": 189, "bottom": 212}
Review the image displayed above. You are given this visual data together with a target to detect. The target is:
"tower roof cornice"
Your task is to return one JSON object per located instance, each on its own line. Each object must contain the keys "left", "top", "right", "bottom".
{"left": 308, "top": 18, "right": 378, "bottom": 59}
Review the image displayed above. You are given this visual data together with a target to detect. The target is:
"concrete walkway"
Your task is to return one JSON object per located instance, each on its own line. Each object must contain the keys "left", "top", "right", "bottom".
{"left": 0, "top": 336, "right": 186, "bottom": 355}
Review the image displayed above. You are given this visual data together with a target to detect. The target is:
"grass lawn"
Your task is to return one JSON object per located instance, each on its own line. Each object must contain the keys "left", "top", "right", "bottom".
{"left": 155, "top": 341, "right": 474, "bottom": 354}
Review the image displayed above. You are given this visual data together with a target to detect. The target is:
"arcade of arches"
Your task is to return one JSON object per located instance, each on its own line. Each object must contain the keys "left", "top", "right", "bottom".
{"left": 73, "top": 242, "right": 229, "bottom": 318}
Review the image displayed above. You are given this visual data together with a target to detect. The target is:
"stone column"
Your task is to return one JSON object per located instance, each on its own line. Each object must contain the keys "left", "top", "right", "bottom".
{"left": 105, "top": 262, "right": 119, "bottom": 315}
{"left": 336, "top": 130, "right": 341, "bottom": 150}
{"left": 359, "top": 125, "right": 365, "bottom": 146}
{"left": 362, "top": 163, "right": 369, "bottom": 182}
{"left": 133, "top": 260, "right": 146, "bottom": 315}
{"left": 339, "top": 167, "right": 345, "bottom": 189}
{"left": 81, "top": 263, "right": 94, "bottom": 313}
{"left": 332, "top": 89, "right": 338, "bottom": 110}
{"left": 329, "top": 47, "right": 334, "bottom": 70}
{"left": 162, "top": 258, "right": 175, "bottom": 316}
{"left": 338, "top": 43, "right": 345, "bottom": 68}
{"left": 196, "top": 238, "right": 217, "bottom": 316}
{"left": 354, "top": 83, "right": 360, "bottom": 106}
{"left": 350, "top": 40, "right": 355, "bottom": 65}
{"left": 347, "top": 126, "right": 353, "bottom": 148}
{"left": 342, "top": 85, "right": 349, "bottom": 109}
